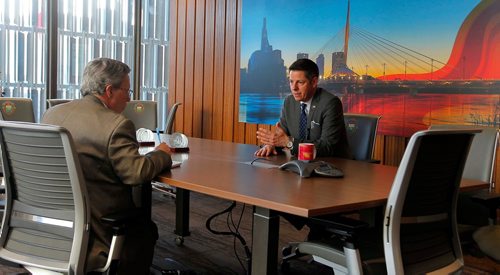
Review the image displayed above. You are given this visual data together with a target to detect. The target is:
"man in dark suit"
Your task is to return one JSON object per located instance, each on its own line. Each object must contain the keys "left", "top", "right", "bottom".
{"left": 42, "top": 58, "right": 172, "bottom": 274}
{"left": 255, "top": 58, "right": 351, "bottom": 159}
{"left": 255, "top": 58, "right": 352, "bottom": 236}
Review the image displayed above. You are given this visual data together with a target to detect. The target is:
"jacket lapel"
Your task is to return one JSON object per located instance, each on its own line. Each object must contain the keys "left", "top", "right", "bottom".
{"left": 308, "top": 89, "right": 321, "bottom": 126}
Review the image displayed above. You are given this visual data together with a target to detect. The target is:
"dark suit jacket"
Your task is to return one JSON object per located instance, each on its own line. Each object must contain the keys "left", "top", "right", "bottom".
{"left": 280, "top": 88, "right": 352, "bottom": 158}
{"left": 42, "top": 95, "right": 172, "bottom": 272}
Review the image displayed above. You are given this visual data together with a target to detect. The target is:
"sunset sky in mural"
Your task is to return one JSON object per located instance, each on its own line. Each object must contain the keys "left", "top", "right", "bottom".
{"left": 241, "top": 0, "right": 481, "bottom": 77}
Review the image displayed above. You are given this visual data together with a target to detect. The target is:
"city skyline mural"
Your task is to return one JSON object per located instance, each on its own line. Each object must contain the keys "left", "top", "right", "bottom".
{"left": 239, "top": 0, "right": 500, "bottom": 137}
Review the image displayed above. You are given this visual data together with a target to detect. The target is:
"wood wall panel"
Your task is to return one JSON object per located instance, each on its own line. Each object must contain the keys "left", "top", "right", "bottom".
{"left": 201, "top": 0, "right": 215, "bottom": 139}
{"left": 384, "top": 136, "right": 406, "bottom": 166}
{"left": 223, "top": 0, "right": 238, "bottom": 142}
{"left": 233, "top": 0, "right": 244, "bottom": 144}
{"left": 373, "top": 134, "right": 385, "bottom": 163}
{"left": 211, "top": 0, "right": 225, "bottom": 141}
{"left": 244, "top": 123, "right": 258, "bottom": 146}
{"left": 168, "top": 0, "right": 499, "bottom": 192}
{"left": 167, "top": 0, "right": 178, "bottom": 122}
{"left": 177, "top": 1, "right": 187, "bottom": 133}
{"left": 193, "top": 0, "right": 206, "bottom": 138}
{"left": 183, "top": 0, "right": 196, "bottom": 137}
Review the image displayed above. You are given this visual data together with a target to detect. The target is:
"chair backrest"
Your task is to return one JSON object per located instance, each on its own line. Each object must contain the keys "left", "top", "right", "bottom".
{"left": 344, "top": 113, "right": 381, "bottom": 161}
{"left": 429, "top": 124, "right": 499, "bottom": 186}
{"left": 0, "top": 98, "right": 36, "bottom": 176}
{"left": 165, "top": 102, "right": 181, "bottom": 134}
{"left": 0, "top": 121, "right": 89, "bottom": 274}
{"left": 122, "top": 100, "right": 157, "bottom": 130}
{"left": 47, "top": 99, "right": 72, "bottom": 108}
{"left": 0, "top": 98, "right": 35, "bottom": 123}
{"left": 384, "top": 129, "right": 479, "bottom": 274}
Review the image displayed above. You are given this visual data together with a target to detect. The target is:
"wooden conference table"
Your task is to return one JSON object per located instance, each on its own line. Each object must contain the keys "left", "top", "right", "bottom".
{"left": 155, "top": 137, "right": 487, "bottom": 275}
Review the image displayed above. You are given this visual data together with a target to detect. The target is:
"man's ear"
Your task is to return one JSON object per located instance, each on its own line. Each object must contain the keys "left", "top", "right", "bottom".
{"left": 104, "top": 85, "right": 113, "bottom": 98}
{"left": 312, "top": 76, "right": 319, "bottom": 88}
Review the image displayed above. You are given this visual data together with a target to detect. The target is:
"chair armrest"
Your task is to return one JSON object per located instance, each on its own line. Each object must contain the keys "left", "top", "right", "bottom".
{"left": 309, "top": 214, "right": 369, "bottom": 238}
{"left": 100, "top": 208, "right": 141, "bottom": 234}
{"left": 94, "top": 210, "right": 141, "bottom": 274}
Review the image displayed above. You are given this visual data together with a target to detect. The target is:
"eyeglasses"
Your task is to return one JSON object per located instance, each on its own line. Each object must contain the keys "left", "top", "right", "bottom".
{"left": 116, "top": 87, "right": 134, "bottom": 98}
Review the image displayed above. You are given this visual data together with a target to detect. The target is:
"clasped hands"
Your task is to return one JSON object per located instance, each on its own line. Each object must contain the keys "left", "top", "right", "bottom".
{"left": 254, "top": 122, "right": 289, "bottom": 157}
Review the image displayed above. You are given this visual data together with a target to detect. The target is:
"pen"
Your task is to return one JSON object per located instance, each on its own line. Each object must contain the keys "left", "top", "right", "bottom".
{"left": 156, "top": 128, "right": 161, "bottom": 143}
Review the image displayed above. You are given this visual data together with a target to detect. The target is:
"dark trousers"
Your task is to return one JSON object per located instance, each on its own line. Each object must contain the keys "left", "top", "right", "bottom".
{"left": 117, "top": 219, "right": 159, "bottom": 275}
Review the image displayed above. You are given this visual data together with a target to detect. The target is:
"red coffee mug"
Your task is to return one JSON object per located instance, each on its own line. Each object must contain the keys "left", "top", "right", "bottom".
{"left": 298, "top": 143, "right": 316, "bottom": 161}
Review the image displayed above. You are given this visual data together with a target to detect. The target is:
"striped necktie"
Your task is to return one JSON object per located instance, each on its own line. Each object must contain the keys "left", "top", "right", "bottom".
{"left": 299, "top": 103, "right": 307, "bottom": 140}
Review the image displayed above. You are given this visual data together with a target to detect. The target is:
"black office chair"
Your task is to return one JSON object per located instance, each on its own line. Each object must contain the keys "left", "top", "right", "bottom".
{"left": 282, "top": 129, "right": 479, "bottom": 274}
{"left": 123, "top": 100, "right": 158, "bottom": 131}
{"left": 0, "top": 121, "right": 135, "bottom": 274}
{"left": 47, "top": 99, "right": 72, "bottom": 108}
{"left": 343, "top": 113, "right": 382, "bottom": 225}
{"left": 344, "top": 113, "right": 381, "bottom": 162}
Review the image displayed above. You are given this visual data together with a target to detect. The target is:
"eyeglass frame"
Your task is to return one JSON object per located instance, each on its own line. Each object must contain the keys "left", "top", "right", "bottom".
{"left": 115, "top": 87, "right": 134, "bottom": 98}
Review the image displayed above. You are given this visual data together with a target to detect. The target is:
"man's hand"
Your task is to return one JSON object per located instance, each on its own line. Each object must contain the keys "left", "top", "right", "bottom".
{"left": 254, "top": 144, "right": 277, "bottom": 157}
{"left": 156, "top": 142, "right": 172, "bottom": 155}
{"left": 256, "top": 122, "right": 288, "bottom": 147}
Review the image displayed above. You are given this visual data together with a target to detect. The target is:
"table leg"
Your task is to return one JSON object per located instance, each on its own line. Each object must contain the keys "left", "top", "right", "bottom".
{"left": 174, "top": 188, "right": 191, "bottom": 237}
{"left": 251, "top": 206, "right": 280, "bottom": 275}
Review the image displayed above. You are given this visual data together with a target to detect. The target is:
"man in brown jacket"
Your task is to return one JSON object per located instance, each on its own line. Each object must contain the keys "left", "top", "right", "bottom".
{"left": 42, "top": 58, "right": 172, "bottom": 274}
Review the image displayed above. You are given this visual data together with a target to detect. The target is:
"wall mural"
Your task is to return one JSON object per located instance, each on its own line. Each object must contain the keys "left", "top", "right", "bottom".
{"left": 239, "top": 0, "right": 500, "bottom": 137}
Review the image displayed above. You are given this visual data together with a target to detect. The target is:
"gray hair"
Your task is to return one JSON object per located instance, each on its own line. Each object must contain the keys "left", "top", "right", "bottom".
{"left": 80, "top": 58, "right": 131, "bottom": 96}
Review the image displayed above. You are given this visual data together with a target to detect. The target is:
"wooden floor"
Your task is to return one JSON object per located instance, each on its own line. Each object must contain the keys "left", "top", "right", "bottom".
{"left": 151, "top": 191, "right": 500, "bottom": 275}
{"left": 0, "top": 191, "right": 498, "bottom": 274}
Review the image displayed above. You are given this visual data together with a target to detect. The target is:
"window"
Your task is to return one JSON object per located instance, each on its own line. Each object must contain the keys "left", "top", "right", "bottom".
{"left": 58, "top": 0, "right": 135, "bottom": 100}
{"left": 0, "top": 0, "right": 169, "bottom": 127}
{"left": 0, "top": 0, "right": 47, "bottom": 121}
{"left": 140, "top": 0, "right": 169, "bottom": 129}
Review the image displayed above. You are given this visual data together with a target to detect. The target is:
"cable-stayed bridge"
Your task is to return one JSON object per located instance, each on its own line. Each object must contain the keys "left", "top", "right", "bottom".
{"left": 314, "top": 25, "right": 499, "bottom": 94}
{"left": 312, "top": 0, "right": 500, "bottom": 95}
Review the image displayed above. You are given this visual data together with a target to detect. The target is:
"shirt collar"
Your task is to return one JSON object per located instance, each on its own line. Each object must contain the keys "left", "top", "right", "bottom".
{"left": 300, "top": 98, "right": 313, "bottom": 114}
